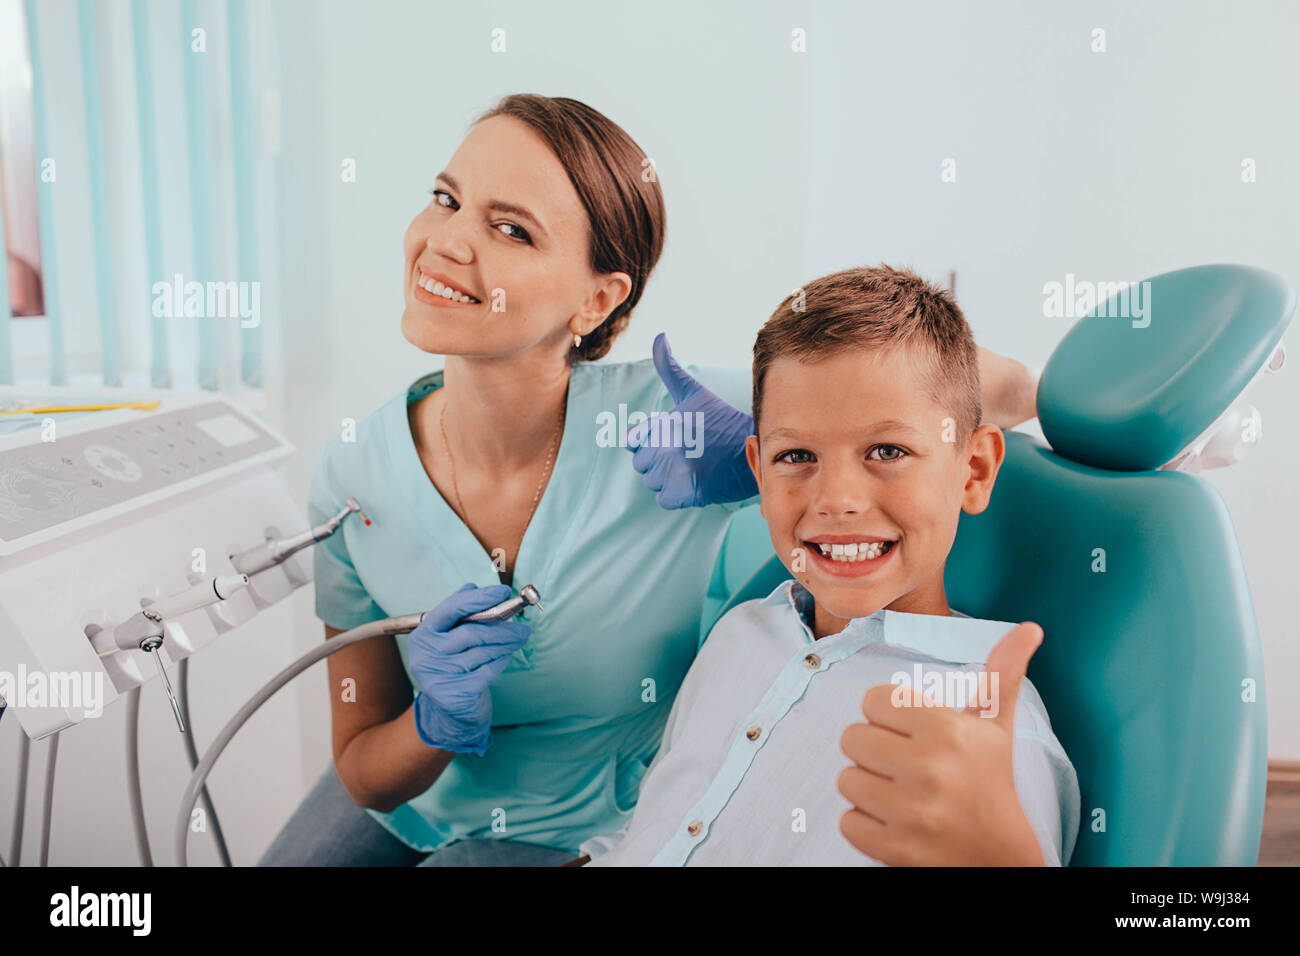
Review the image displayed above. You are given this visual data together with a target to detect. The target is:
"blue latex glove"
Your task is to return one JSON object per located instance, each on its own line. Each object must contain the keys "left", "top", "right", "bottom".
{"left": 624, "top": 333, "right": 759, "bottom": 509}
{"left": 408, "top": 583, "right": 531, "bottom": 756}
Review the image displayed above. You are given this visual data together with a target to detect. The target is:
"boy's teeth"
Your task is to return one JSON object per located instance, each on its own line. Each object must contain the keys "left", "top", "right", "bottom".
{"left": 815, "top": 541, "right": 893, "bottom": 562}
{"left": 420, "top": 275, "right": 478, "bottom": 303}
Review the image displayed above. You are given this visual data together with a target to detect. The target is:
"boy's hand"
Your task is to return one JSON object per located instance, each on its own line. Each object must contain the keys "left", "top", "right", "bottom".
{"left": 837, "top": 621, "right": 1046, "bottom": 866}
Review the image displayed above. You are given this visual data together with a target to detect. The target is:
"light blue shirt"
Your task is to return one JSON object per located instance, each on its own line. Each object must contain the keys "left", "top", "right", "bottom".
{"left": 308, "top": 359, "right": 754, "bottom": 853}
{"left": 581, "top": 579, "right": 1081, "bottom": 866}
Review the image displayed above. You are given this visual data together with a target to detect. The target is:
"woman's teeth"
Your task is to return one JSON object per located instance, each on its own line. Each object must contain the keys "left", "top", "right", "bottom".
{"left": 815, "top": 541, "right": 894, "bottom": 562}
{"left": 419, "top": 275, "right": 479, "bottom": 303}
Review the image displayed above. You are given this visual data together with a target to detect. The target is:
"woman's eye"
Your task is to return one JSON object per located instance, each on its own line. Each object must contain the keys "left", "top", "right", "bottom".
{"left": 775, "top": 449, "right": 815, "bottom": 464}
{"left": 870, "top": 444, "right": 907, "bottom": 462}
{"left": 428, "top": 188, "right": 458, "bottom": 210}
{"left": 495, "top": 222, "right": 532, "bottom": 244}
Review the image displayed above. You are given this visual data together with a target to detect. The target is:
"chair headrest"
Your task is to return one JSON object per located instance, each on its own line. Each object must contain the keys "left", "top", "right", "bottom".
{"left": 1037, "top": 264, "right": 1295, "bottom": 471}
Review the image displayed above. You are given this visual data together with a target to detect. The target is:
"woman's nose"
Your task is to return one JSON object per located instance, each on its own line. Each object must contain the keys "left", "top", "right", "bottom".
{"left": 425, "top": 216, "right": 474, "bottom": 263}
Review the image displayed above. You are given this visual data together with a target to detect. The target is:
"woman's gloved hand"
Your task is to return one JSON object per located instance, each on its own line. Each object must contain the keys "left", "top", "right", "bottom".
{"left": 624, "top": 333, "right": 758, "bottom": 509}
{"left": 408, "top": 583, "right": 530, "bottom": 756}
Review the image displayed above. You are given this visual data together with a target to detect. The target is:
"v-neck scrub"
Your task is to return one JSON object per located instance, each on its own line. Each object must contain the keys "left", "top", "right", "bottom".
{"left": 307, "top": 359, "right": 753, "bottom": 853}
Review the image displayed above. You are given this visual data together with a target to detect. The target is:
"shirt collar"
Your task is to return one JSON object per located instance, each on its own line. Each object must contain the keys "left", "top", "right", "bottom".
{"left": 761, "top": 579, "right": 1018, "bottom": 665}
{"left": 389, "top": 365, "right": 604, "bottom": 592}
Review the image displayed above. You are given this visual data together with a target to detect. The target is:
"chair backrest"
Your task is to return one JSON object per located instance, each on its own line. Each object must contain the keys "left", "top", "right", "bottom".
{"left": 701, "top": 264, "right": 1293, "bottom": 865}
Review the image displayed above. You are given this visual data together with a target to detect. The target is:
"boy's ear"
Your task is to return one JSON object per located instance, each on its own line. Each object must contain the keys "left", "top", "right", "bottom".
{"left": 960, "top": 424, "right": 1006, "bottom": 516}
{"left": 744, "top": 435, "right": 765, "bottom": 517}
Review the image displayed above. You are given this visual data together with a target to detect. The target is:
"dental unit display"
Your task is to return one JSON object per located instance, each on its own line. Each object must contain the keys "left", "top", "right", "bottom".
{"left": 0, "top": 390, "right": 304, "bottom": 738}
{"left": 0, "top": 389, "right": 318, "bottom": 867}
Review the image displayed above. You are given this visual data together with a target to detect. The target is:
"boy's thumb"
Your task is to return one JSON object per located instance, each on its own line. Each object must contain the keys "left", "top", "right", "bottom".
{"left": 652, "top": 332, "right": 700, "bottom": 404}
{"left": 969, "top": 621, "right": 1042, "bottom": 726}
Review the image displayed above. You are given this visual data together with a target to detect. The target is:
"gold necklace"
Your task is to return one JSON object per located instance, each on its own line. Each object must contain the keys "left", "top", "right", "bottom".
{"left": 439, "top": 394, "right": 565, "bottom": 564}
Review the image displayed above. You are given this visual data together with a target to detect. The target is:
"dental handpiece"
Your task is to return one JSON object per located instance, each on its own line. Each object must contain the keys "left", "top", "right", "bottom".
{"left": 231, "top": 496, "right": 370, "bottom": 576}
{"left": 99, "top": 574, "right": 251, "bottom": 734}
{"left": 142, "top": 574, "right": 250, "bottom": 621}
{"left": 460, "top": 584, "right": 543, "bottom": 623}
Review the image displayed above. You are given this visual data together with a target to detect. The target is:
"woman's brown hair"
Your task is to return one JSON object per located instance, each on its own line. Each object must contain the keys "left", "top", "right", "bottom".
{"left": 473, "top": 94, "right": 666, "bottom": 363}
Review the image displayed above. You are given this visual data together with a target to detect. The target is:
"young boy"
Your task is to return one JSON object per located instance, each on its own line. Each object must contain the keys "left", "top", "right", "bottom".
{"left": 578, "top": 265, "right": 1080, "bottom": 866}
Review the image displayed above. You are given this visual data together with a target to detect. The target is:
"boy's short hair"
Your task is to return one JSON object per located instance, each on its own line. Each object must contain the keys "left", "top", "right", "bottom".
{"left": 752, "top": 264, "right": 982, "bottom": 440}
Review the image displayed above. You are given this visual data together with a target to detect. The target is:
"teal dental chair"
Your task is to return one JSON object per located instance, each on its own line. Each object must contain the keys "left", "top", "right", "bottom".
{"left": 699, "top": 264, "right": 1294, "bottom": 866}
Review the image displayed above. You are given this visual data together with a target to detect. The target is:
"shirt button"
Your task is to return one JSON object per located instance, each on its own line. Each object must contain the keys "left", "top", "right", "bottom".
{"left": 687, "top": 820, "right": 702, "bottom": 836}
{"left": 746, "top": 725, "right": 761, "bottom": 741}
{"left": 804, "top": 653, "right": 821, "bottom": 669}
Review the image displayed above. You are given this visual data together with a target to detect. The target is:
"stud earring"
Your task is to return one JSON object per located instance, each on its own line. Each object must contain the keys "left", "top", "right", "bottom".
{"left": 573, "top": 333, "right": 582, "bottom": 349}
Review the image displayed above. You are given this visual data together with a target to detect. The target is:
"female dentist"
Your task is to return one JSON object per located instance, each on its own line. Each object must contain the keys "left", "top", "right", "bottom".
{"left": 259, "top": 93, "right": 1038, "bottom": 866}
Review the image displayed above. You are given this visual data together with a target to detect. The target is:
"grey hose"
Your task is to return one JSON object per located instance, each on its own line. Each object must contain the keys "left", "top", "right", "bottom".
{"left": 124, "top": 688, "right": 152, "bottom": 866}
{"left": 38, "top": 731, "right": 59, "bottom": 866}
{"left": 173, "top": 613, "right": 424, "bottom": 866}
{"left": 10, "top": 732, "right": 29, "bottom": 866}
{"left": 178, "top": 657, "right": 232, "bottom": 866}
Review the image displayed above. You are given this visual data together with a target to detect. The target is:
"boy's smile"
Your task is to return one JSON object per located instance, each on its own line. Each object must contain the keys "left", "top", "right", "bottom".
{"left": 803, "top": 532, "right": 899, "bottom": 578}
{"left": 745, "top": 346, "right": 1004, "bottom": 639}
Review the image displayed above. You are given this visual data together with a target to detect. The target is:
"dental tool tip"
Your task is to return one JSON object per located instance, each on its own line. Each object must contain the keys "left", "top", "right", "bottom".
{"left": 170, "top": 697, "right": 186, "bottom": 734}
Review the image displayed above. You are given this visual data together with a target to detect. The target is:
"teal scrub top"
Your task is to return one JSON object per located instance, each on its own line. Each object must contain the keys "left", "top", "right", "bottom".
{"left": 308, "top": 357, "right": 754, "bottom": 853}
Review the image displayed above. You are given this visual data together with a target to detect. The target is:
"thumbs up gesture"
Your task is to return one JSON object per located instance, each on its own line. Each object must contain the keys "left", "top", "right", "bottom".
{"left": 623, "top": 333, "right": 758, "bottom": 509}
{"left": 836, "top": 621, "right": 1047, "bottom": 866}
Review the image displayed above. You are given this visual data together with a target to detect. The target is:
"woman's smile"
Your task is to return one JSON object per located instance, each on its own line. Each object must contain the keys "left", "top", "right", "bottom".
{"left": 413, "top": 264, "right": 482, "bottom": 306}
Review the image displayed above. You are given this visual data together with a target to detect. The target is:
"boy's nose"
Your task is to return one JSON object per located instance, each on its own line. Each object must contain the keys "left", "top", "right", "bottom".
{"left": 810, "top": 466, "right": 872, "bottom": 518}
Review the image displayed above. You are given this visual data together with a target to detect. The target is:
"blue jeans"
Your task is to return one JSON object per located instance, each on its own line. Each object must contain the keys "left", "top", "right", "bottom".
{"left": 258, "top": 763, "right": 578, "bottom": 867}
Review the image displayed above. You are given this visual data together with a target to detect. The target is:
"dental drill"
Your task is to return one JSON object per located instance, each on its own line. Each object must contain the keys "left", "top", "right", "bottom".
{"left": 91, "top": 574, "right": 250, "bottom": 732}
{"left": 230, "top": 496, "right": 370, "bottom": 576}
{"left": 173, "top": 583, "right": 543, "bottom": 865}
{"left": 461, "top": 584, "right": 543, "bottom": 622}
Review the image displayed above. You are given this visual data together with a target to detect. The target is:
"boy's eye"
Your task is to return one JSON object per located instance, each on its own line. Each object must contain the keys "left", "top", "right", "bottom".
{"left": 775, "top": 449, "right": 815, "bottom": 464}
{"left": 428, "top": 187, "right": 458, "bottom": 210}
{"left": 870, "top": 444, "right": 907, "bottom": 462}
